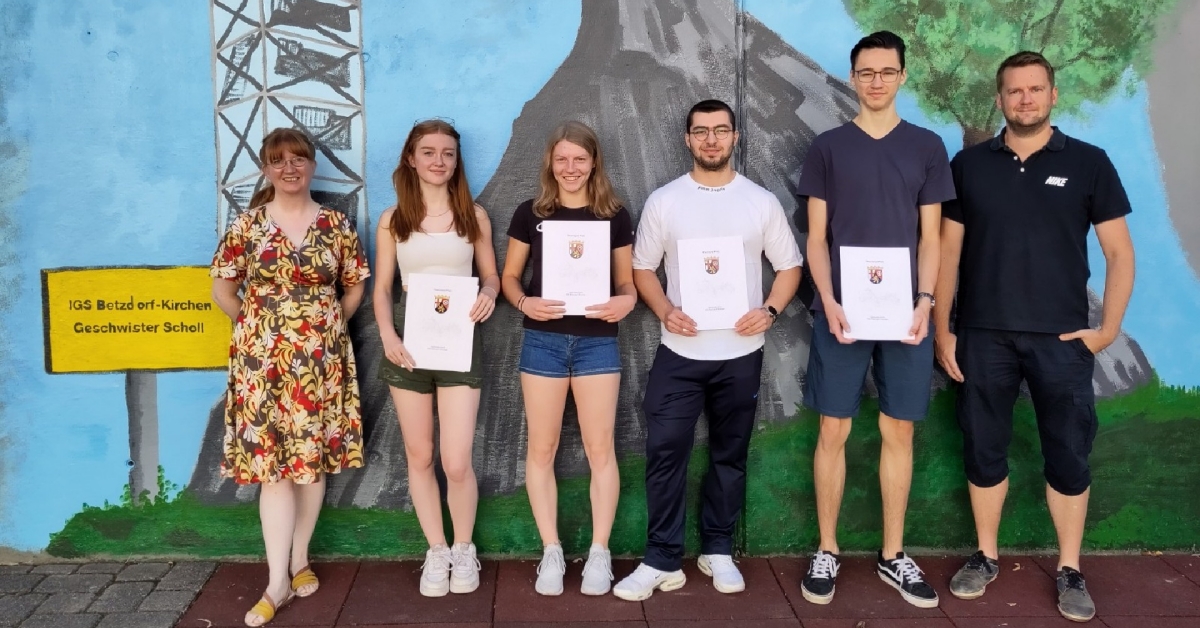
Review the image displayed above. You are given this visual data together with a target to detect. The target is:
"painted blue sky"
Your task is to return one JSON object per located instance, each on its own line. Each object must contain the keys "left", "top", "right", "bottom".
{"left": 0, "top": 0, "right": 1196, "bottom": 551}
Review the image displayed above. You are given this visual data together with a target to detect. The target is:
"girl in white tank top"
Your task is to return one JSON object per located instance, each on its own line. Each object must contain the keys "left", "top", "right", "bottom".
{"left": 371, "top": 120, "right": 500, "bottom": 597}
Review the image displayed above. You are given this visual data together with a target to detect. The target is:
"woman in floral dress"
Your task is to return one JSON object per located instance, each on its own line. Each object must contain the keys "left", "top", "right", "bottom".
{"left": 210, "top": 128, "right": 370, "bottom": 627}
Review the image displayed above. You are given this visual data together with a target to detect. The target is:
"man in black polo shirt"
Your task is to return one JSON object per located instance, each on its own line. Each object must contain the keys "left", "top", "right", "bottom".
{"left": 933, "top": 51, "right": 1135, "bottom": 623}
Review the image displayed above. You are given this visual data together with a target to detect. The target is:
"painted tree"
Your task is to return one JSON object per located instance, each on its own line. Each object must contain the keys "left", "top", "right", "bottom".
{"left": 845, "top": 0, "right": 1178, "bottom": 147}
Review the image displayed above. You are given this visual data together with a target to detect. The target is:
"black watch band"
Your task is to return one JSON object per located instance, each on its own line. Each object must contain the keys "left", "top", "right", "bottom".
{"left": 763, "top": 304, "right": 779, "bottom": 322}
{"left": 915, "top": 292, "right": 935, "bottom": 306}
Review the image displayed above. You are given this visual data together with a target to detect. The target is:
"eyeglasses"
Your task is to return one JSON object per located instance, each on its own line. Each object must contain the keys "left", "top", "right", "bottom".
{"left": 266, "top": 157, "right": 310, "bottom": 169}
{"left": 854, "top": 68, "right": 901, "bottom": 84}
{"left": 689, "top": 126, "right": 734, "bottom": 140}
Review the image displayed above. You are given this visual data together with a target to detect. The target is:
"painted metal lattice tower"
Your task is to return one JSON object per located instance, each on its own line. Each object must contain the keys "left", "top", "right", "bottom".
{"left": 209, "top": 0, "right": 366, "bottom": 233}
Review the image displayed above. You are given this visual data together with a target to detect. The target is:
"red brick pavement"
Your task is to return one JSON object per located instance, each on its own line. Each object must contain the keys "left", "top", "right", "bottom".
{"left": 177, "top": 554, "right": 1200, "bottom": 627}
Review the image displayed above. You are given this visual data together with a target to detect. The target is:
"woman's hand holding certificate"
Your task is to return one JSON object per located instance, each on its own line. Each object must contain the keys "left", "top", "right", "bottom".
{"left": 585, "top": 294, "right": 636, "bottom": 323}
{"left": 521, "top": 296, "right": 566, "bottom": 321}
{"left": 383, "top": 335, "right": 416, "bottom": 371}
{"left": 470, "top": 286, "right": 498, "bottom": 323}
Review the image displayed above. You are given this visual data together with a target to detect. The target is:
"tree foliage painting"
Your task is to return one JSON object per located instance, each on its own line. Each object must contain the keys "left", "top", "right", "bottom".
{"left": 845, "top": 0, "right": 1178, "bottom": 146}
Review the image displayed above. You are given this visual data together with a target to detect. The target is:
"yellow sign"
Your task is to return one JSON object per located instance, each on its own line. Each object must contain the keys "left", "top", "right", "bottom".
{"left": 42, "top": 266, "right": 230, "bottom": 373}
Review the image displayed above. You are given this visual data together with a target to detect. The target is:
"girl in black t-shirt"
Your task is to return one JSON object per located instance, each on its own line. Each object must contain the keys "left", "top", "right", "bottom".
{"left": 501, "top": 121, "right": 636, "bottom": 596}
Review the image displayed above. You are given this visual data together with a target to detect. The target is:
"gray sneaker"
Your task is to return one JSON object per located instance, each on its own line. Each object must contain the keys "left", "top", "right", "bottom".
{"left": 950, "top": 550, "right": 999, "bottom": 600}
{"left": 535, "top": 544, "right": 566, "bottom": 596}
{"left": 1056, "top": 566, "right": 1096, "bottom": 622}
{"left": 580, "top": 544, "right": 613, "bottom": 596}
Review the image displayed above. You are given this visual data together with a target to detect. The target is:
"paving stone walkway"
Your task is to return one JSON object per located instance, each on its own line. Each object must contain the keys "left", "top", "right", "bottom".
{"left": 1, "top": 554, "right": 1197, "bottom": 627}
{"left": 0, "top": 562, "right": 214, "bottom": 628}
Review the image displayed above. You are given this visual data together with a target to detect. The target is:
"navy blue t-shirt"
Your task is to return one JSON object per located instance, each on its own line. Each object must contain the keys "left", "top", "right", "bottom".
{"left": 797, "top": 120, "right": 955, "bottom": 311}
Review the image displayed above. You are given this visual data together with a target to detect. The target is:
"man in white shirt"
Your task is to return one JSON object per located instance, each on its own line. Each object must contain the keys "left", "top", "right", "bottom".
{"left": 613, "top": 99, "right": 803, "bottom": 600}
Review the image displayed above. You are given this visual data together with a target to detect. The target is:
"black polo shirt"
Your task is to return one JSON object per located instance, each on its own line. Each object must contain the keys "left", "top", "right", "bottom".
{"left": 944, "top": 127, "right": 1131, "bottom": 334}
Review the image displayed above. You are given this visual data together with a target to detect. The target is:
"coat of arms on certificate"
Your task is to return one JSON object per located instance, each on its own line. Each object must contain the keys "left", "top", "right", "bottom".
{"left": 704, "top": 254, "right": 720, "bottom": 274}
{"left": 434, "top": 294, "right": 449, "bottom": 314}
{"left": 868, "top": 265, "right": 883, "bottom": 284}
{"left": 569, "top": 239, "right": 584, "bottom": 259}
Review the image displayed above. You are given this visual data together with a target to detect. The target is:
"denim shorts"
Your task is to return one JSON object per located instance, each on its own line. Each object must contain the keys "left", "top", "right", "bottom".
{"left": 518, "top": 329, "right": 621, "bottom": 378}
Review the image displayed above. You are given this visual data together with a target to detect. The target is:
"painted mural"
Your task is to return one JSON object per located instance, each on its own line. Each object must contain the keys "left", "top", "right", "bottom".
{"left": 0, "top": 0, "right": 1197, "bottom": 558}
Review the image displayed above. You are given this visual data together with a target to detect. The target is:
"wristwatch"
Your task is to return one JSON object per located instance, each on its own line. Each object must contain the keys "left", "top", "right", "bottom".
{"left": 915, "top": 292, "right": 936, "bottom": 306}
{"left": 762, "top": 304, "right": 779, "bottom": 324}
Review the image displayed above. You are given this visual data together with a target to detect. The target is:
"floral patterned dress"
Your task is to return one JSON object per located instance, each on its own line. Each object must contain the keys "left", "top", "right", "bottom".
{"left": 210, "top": 207, "right": 370, "bottom": 484}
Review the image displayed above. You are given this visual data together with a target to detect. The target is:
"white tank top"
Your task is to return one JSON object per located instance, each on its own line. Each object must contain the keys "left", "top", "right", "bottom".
{"left": 395, "top": 231, "right": 474, "bottom": 287}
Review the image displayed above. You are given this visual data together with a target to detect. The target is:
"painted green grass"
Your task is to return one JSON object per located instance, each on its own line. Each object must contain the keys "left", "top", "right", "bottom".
{"left": 49, "top": 378, "right": 1200, "bottom": 558}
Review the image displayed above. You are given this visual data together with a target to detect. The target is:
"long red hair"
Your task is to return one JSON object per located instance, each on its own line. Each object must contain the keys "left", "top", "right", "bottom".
{"left": 389, "top": 121, "right": 481, "bottom": 243}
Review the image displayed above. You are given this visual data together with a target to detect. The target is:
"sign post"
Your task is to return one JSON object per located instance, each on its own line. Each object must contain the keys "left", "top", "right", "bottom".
{"left": 42, "top": 266, "right": 229, "bottom": 504}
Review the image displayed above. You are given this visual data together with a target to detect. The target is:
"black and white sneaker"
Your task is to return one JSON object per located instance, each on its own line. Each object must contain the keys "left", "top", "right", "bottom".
{"left": 877, "top": 551, "right": 939, "bottom": 608}
{"left": 801, "top": 550, "right": 840, "bottom": 604}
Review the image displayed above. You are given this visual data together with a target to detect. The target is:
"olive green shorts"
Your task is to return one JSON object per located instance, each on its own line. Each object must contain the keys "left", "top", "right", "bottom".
{"left": 377, "top": 293, "right": 484, "bottom": 394}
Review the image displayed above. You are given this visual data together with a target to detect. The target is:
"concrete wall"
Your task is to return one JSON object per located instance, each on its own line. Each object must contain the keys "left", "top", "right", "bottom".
{"left": 1, "top": 0, "right": 1197, "bottom": 557}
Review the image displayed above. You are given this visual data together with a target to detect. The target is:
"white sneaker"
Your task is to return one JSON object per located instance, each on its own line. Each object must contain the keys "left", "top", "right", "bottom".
{"left": 449, "top": 542, "right": 481, "bottom": 594}
{"left": 698, "top": 554, "right": 745, "bottom": 594}
{"left": 535, "top": 544, "right": 566, "bottom": 596}
{"left": 580, "top": 544, "right": 613, "bottom": 596}
{"left": 612, "top": 562, "right": 687, "bottom": 601}
{"left": 419, "top": 544, "right": 452, "bottom": 597}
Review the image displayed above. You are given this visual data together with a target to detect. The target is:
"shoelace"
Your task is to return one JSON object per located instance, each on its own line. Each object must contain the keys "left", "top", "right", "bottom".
{"left": 1061, "top": 569, "right": 1087, "bottom": 591}
{"left": 451, "top": 547, "right": 481, "bottom": 576}
{"left": 422, "top": 547, "right": 451, "bottom": 577}
{"left": 582, "top": 551, "right": 613, "bottom": 580}
{"left": 810, "top": 553, "right": 837, "bottom": 578}
{"left": 537, "top": 548, "right": 565, "bottom": 576}
{"left": 964, "top": 551, "right": 991, "bottom": 572}
{"left": 892, "top": 556, "right": 927, "bottom": 584}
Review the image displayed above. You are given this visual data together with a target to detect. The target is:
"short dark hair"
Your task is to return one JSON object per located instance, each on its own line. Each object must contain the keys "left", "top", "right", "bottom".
{"left": 850, "top": 30, "right": 906, "bottom": 70}
{"left": 995, "top": 50, "right": 1056, "bottom": 92}
{"left": 686, "top": 99, "right": 736, "bottom": 132}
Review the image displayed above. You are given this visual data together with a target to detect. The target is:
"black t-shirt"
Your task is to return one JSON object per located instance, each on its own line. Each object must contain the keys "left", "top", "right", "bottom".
{"left": 944, "top": 128, "right": 1132, "bottom": 333}
{"left": 506, "top": 199, "right": 635, "bottom": 337}
{"left": 797, "top": 121, "right": 956, "bottom": 310}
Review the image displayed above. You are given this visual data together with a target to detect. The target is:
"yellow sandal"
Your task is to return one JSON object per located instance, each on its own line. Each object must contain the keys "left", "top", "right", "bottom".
{"left": 244, "top": 589, "right": 294, "bottom": 627}
{"left": 291, "top": 565, "right": 319, "bottom": 598}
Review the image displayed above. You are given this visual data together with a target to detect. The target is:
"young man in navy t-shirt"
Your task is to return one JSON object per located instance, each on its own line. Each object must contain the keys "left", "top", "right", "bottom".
{"left": 797, "top": 31, "right": 954, "bottom": 609}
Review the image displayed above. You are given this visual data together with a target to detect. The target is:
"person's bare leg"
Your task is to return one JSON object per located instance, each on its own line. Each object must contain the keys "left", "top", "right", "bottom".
{"left": 571, "top": 373, "right": 621, "bottom": 548}
{"left": 391, "top": 386, "right": 446, "bottom": 547}
{"left": 968, "top": 479, "right": 1008, "bottom": 559}
{"left": 878, "top": 413, "right": 914, "bottom": 558}
{"left": 521, "top": 373, "right": 570, "bottom": 546}
{"left": 249, "top": 479, "right": 296, "bottom": 626}
{"left": 289, "top": 475, "right": 325, "bottom": 595}
{"left": 814, "top": 415, "right": 852, "bottom": 553}
{"left": 436, "top": 385, "right": 482, "bottom": 544}
{"left": 1048, "top": 485, "right": 1089, "bottom": 570}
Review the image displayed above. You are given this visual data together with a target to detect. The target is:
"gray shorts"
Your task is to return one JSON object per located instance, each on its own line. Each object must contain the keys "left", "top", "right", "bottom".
{"left": 802, "top": 311, "right": 934, "bottom": 420}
